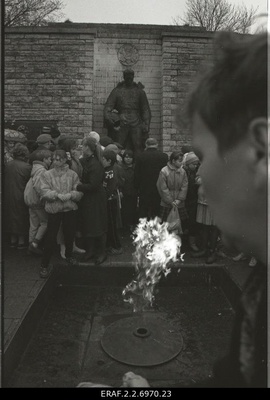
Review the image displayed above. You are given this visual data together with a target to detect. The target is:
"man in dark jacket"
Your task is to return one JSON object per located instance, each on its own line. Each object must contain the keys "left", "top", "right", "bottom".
{"left": 134, "top": 138, "right": 168, "bottom": 220}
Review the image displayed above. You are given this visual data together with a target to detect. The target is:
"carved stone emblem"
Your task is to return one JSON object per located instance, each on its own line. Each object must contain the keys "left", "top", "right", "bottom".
{"left": 117, "top": 44, "right": 139, "bottom": 66}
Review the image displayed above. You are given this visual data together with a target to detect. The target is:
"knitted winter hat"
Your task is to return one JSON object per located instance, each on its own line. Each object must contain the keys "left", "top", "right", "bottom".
{"left": 184, "top": 151, "right": 199, "bottom": 166}
{"left": 105, "top": 144, "right": 119, "bottom": 154}
{"left": 100, "top": 136, "right": 114, "bottom": 147}
{"left": 36, "top": 133, "right": 53, "bottom": 144}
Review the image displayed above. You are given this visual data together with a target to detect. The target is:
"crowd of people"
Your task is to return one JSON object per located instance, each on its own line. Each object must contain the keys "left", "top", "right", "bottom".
{"left": 4, "top": 121, "right": 226, "bottom": 279}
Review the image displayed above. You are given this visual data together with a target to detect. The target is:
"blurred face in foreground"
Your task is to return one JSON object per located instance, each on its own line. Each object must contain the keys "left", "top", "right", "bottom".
{"left": 191, "top": 113, "right": 267, "bottom": 264}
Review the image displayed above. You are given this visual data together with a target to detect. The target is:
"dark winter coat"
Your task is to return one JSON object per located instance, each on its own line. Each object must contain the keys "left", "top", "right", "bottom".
{"left": 134, "top": 148, "right": 168, "bottom": 199}
{"left": 119, "top": 164, "right": 137, "bottom": 198}
{"left": 4, "top": 158, "right": 31, "bottom": 235}
{"left": 183, "top": 167, "right": 199, "bottom": 207}
{"left": 77, "top": 155, "right": 107, "bottom": 237}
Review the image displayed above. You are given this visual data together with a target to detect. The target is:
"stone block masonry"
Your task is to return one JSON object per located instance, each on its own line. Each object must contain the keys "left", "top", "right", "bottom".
{"left": 5, "top": 23, "right": 214, "bottom": 152}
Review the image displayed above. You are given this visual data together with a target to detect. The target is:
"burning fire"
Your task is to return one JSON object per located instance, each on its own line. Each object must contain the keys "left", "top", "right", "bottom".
{"left": 122, "top": 217, "right": 183, "bottom": 312}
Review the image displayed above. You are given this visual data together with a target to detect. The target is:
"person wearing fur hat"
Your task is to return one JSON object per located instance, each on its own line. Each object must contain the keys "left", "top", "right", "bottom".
{"left": 183, "top": 152, "right": 200, "bottom": 252}
{"left": 4, "top": 128, "right": 28, "bottom": 164}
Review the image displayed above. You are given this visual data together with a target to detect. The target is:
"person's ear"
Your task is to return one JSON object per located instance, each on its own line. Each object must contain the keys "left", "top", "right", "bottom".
{"left": 248, "top": 117, "right": 268, "bottom": 160}
{"left": 248, "top": 117, "right": 268, "bottom": 190}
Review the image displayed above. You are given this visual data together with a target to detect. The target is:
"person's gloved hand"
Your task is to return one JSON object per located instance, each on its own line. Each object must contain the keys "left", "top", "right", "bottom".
{"left": 121, "top": 372, "right": 150, "bottom": 387}
{"left": 172, "top": 200, "right": 181, "bottom": 207}
{"left": 58, "top": 193, "right": 71, "bottom": 202}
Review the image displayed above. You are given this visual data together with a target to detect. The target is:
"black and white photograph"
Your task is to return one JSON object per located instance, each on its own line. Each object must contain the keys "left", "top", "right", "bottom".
{"left": 1, "top": 0, "right": 268, "bottom": 391}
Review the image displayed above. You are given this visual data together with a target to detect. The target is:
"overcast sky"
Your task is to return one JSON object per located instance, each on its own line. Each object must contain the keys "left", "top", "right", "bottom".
{"left": 61, "top": 0, "right": 267, "bottom": 29}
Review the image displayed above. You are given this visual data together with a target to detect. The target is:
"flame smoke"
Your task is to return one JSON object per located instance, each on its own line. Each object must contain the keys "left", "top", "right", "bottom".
{"left": 122, "top": 217, "right": 182, "bottom": 312}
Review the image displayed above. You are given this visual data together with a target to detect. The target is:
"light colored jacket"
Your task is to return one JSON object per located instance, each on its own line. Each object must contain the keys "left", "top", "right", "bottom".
{"left": 40, "top": 164, "right": 83, "bottom": 214}
{"left": 29, "top": 161, "right": 48, "bottom": 209}
{"left": 156, "top": 162, "right": 188, "bottom": 207}
{"left": 196, "top": 169, "right": 208, "bottom": 205}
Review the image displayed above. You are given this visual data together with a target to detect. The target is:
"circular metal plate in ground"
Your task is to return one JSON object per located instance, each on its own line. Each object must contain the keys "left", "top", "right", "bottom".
{"left": 101, "top": 314, "right": 183, "bottom": 366}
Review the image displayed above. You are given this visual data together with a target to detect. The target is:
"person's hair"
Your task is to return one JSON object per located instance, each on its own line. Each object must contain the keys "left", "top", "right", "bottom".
{"left": 53, "top": 149, "right": 67, "bottom": 160}
{"left": 27, "top": 140, "right": 38, "bottom": 153}
{"left": 58, "top": 138, "right": 77, "bottom": 153}
{"left": 102, "top": 149, "right": 117, "bottom": 166}
{"left": 57, "top": 134, "right": 69, "bottom": 149}
{"left": 12, "top": 143, "right": 29, "bottom": 160}
{"left": 187, "top": 32, "right": 267, "bottom": 153}
{"left": 82, "top": 137, "right": 97, "bottom": 152}
{"left": 85, "top": 131, "right": 100, "bottom": 143}
{"left": 181, "top": 144, "right": 192, "bottom": 154}
{"left": 100, "top": 136, "right": 114, "bottom": 147}
{"left": 82, "top": 137, "right": 103, "bottom": 164}
{"left": 145, "top": 138, "right": 158, "bottom": 148}
{"left": 113, "top": 142, "right": 124, "bottom": 151}
{"left": 169, "top": 151, "right": 183, "bottom": 163}
{"left": 33, "top": 149, "right": 53, "bottom": 162}
{"left": 121, "top": 149, "right": 134, "bottom": 164}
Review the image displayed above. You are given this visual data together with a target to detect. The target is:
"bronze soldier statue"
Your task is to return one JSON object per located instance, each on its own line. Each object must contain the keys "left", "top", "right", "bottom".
{"left": 104, "top": 69, "right": 151, "bottom": 155}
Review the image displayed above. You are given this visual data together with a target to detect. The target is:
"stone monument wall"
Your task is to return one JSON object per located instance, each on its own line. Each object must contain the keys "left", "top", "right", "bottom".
{"left": 4, "top": 23, "right": 214, "bottom": 152}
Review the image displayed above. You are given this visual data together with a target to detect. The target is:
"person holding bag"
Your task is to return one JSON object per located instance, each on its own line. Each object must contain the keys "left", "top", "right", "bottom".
{"left": 156, "top": 150, "right": 188, "bottom": 237}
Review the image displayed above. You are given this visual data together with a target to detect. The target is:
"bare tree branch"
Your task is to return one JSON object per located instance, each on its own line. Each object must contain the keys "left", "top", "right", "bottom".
{"left": 5, "top": 0, "right": 66, "bottom": 26}
{"left": 172, "top": 0, "right": 258, "bottom": 34}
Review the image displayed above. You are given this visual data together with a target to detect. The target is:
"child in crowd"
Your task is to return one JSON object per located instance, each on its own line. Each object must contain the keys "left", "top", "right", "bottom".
{"left": 119, "top": 149, "right": 138, "bottom": 233}
{"left": 4, "top": 143, "right": 31, "bottom": 248}
{"left": 39, "top": 149, "right": 83, "bottom": 278}
{"left": 24, "top": 149, "right": 52, "bottom": 256}
{"left": 104, "top": 143, "right": 125, "bottom": 230}
{"left": 182, "top": 151, "right": 200, "bottom": 251}
{"left": 156, "top": 150, "right": 188, "bottom": 237}
{"left": 102, "top": 149, "right": 123, "bottom": 255}
{"left": 192, "top": 168, "right": 220, "bottom": 264}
